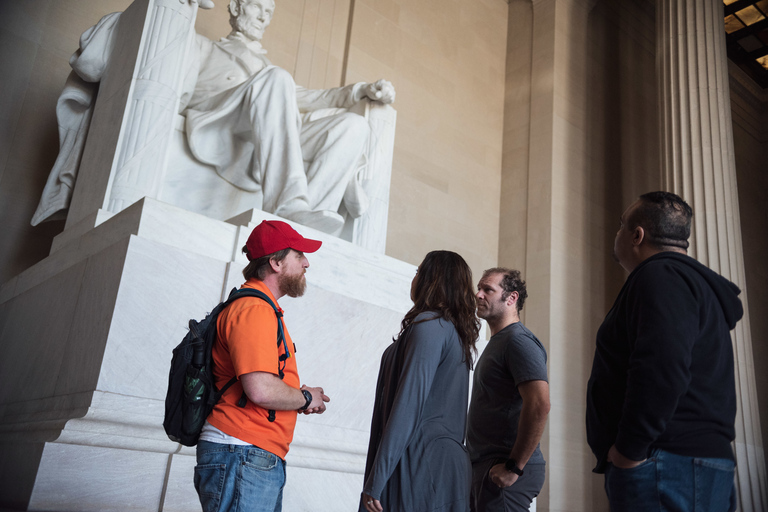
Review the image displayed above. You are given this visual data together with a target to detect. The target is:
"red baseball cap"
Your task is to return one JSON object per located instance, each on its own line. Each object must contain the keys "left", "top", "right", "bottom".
{"left": 244, "top": 220, "right": 322, "bottom": 260}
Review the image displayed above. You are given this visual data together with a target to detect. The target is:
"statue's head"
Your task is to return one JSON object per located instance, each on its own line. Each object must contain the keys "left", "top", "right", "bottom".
{"left": 229, "top": 0, "right": 275, "bottom": 42}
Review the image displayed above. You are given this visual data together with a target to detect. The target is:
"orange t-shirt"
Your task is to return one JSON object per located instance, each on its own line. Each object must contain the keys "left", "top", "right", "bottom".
{"left": 207, "top": 279, "right": 300, "bottom": 459}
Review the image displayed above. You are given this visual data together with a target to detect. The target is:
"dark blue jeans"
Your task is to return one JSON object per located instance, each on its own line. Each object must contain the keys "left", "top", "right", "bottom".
{"left": 605, "top": 448, "right": 736, "bottom": 512}
{"left": 194, "top": 440, "right": 286, "bottom": 512}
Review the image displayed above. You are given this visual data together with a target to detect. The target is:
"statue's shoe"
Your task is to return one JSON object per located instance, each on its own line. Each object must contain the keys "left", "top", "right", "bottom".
{"left": 284, "top": 209, "right": 344, "bottom": 234}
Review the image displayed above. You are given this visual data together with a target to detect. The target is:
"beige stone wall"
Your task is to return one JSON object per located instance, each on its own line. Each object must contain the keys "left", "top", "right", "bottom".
{"left": 345, "top": 0, "right": 508, "bottom": 277}
{"left": 0, "top": 0, "right": 508, "bottom": 286}
{"left": 730, "top": 63, "right": 768, "bottom": 476}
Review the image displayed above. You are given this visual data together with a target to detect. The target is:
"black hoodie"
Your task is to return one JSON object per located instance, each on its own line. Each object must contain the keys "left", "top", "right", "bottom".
{"left": 586, "top": 252, "right": 743, "bottom": 473}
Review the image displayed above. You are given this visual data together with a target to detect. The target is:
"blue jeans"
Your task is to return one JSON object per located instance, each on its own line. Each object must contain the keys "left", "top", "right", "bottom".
{"left": 194, "top": 440, "right": 286, "bottom": 512}
{"left": 605, "top": 448, "right": 736, "bottom": 512}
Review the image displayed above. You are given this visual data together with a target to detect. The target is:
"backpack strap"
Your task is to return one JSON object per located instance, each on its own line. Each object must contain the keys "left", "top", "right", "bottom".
{"left": 222, "top": 287, "right": 288, "bottom": 422}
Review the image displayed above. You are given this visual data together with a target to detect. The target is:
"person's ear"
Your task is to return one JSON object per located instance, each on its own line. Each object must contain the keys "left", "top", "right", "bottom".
{"left": 269, "top": 256, "right": 282, "bottom": 273}
{"left": 506, "top": 291, "right": 519, "bottom": 307}
{"left": 228, "top": 0, "right": 240, "bottom": 17}
{"left": 632, "top": 226, "right": 645, "bottom": 247}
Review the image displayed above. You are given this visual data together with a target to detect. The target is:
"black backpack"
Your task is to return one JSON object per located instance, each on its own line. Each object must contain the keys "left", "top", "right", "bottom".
{"left": 163, "top": 287, "right": 288, "bottom": 446}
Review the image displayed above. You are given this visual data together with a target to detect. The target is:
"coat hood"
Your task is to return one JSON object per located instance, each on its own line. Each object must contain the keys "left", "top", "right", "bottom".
{"left": 635, "top": 252, "right": 744, "bottom": 329}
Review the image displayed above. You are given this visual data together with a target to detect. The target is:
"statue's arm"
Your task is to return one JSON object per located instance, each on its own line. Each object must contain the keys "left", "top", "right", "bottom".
{"left": 294, "top": 83, "right": 363, "bottom": 112}
{"left": 294, "top": 79, "right": 395, "bottom": 113}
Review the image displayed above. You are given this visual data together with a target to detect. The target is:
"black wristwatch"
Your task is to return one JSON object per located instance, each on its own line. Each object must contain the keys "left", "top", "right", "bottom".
{"left": 504, "top": 458, "right": 524, "bottom": 476}
{"left": 298, "top": 389, "right": 312, "bottom": 411}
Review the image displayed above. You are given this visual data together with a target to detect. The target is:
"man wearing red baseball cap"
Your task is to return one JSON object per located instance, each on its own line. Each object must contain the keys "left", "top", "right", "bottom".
{"left": 194, "top": 220, "right": 330, "bottom": 512}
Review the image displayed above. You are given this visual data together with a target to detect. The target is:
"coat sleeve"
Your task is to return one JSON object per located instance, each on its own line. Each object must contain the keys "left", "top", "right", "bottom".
{"left": 363, "top": 317, "right": 446, "bottom": 499}
{"left": 614, "top": 262, "right": 698, "bottom": 460}
{"left": 294, "top": 83, "right": 364, "bottom": 112}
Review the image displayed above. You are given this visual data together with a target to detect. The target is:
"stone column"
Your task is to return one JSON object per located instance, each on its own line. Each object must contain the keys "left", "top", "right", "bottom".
{"left": 657, "top": 1, "right": 768, "bottom": 510}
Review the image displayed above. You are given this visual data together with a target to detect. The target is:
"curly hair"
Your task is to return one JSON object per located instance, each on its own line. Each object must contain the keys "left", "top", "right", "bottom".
{"left": 481, "top": 267, "right": 528, "bottom": 312}
{"left": 396, "top": 251, "right": 480, "bottom": 369}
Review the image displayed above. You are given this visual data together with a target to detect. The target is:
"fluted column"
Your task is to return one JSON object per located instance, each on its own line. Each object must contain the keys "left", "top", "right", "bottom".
{"left": 657, "top": 1, "right": 767, "bottom": 510}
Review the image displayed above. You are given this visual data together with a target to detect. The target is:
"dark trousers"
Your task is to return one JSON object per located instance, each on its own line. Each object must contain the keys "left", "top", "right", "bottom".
{"left": 470, "top": 459, "right": 546, "bottom": 512}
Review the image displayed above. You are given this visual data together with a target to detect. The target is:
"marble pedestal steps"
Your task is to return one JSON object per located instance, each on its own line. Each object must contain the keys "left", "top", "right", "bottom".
{"left": 0, "top": 197, "right": 415, "bottom": 511}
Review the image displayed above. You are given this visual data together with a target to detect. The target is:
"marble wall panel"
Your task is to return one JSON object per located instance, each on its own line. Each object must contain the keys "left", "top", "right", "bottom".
{"left": 0, "top": 17, "right": 66, "bottom": 284}
{"left": 0, "top": 259, "right": 86, "bottom": 404}
{"left": 160, "top": 452, "right": 199, "bottom": 512}
{"left": 499, "top": 0, "right": 533, "bottom": 272}
{"left": 284, "top": 464, "right": 363, "bottom": 511}
{"left": 280, "top": 285, "right": 405, "bottom": 432}
{"left": 295, "top": 0, "right": 350, "bottom": 89}
{"left": 54, "top": 238, "right": 131, "bottom": 397}
{"left": 28, "top": 443, "right": 168, "bottom": 511}
{"left": 96, "top": 235, "right": 229, "bottom": 398}
{"left": 347, "top": 0, "right": 507, "bottom": 277}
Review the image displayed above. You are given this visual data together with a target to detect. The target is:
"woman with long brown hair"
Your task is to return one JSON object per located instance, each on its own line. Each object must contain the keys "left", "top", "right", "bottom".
{"left": 360, "top": 250, "right": 480, "bottom": 512}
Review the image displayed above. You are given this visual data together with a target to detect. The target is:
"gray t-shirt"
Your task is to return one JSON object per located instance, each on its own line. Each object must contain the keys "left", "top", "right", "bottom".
{"left": 466, "top": 322, "right": 548, "bottom": 465}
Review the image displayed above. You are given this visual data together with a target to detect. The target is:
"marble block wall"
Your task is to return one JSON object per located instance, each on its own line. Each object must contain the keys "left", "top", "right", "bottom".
{"left": 0, "top": 198, "right": 415, "bottom": 511}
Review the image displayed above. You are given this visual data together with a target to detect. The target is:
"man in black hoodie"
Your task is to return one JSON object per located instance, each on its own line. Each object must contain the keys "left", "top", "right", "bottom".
{"left": 586, "top": 191, "right": 743, "bottom": 512}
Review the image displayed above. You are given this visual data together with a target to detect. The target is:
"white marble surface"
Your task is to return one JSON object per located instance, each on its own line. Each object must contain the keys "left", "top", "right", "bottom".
{"left": 0, "top": 199, "right": 415, "bottom": 510}
{"left": 97, "top": 235, "right": 230, "bottom": 398}
{"left": 28, "top": 443, "right": 169, "bottom": 512}
{"left": 160, "top": 116, "right": 265, "bottom": 221}
{"left": 160, "top": 452, "right": 201, "bottom": 512}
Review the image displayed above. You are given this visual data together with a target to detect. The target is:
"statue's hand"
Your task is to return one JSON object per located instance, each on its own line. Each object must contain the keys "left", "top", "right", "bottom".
{"left": 191, "top": 0, "right": 215, "bottom": 10}
{"left": 363, "top": 79, "right": 396, "bottom": 104}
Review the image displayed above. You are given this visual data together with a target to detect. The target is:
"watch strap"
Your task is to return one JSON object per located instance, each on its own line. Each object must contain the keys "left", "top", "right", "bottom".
{"left": 298, "top": 389, "right": 312, "bottom": 411}
{"left": 504, "top": 458, "right": 524, "bottom": 476}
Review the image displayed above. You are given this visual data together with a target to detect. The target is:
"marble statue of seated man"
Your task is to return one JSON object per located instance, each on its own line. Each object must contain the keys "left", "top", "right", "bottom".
{"left": 179, "top": 0, "right": 396, "bottom": 233}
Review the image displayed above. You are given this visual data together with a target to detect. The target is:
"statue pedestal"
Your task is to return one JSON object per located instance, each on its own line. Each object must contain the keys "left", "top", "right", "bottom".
{"left": 0, "top": 198, "right": 414, "bottom": 511}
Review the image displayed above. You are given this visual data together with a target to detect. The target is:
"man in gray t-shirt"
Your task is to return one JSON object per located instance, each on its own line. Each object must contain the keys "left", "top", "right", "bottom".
{"left": 467, "top": 268, "right": 550, "bottom": 512}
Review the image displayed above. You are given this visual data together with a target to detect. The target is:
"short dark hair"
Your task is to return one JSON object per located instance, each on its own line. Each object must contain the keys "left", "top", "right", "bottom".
{"left": 242, "top": 246, "right": 291, "bottom": 280}
{"left": 482, "top": 267, "right": 528, "bottom": 312}
{"left": 629, "top": 191, "right": 693, "bottom": 250}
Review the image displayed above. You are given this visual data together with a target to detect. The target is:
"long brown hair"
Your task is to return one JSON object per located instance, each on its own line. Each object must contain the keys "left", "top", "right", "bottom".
{"left": 397, "top": 250, "right": 480, "bottom": 369}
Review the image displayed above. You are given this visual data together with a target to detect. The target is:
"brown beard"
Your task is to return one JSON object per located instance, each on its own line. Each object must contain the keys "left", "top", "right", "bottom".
{"left": 278, "top": 271, "right": 306, "bottom": 298}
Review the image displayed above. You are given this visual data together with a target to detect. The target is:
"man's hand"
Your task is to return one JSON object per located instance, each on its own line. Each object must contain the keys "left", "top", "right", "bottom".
{"left": 488, "top": 463, "right": 519, "bottom": 488}
{"left": 300, "top": 385, "right": 330, "bottom": 414}
{"left": 362, "top": 493, "right": 383, "bottom": 512}
{"left": 607, "top": 444, "right": 646, "bottom": 469}
{"left": 361, "top": 80, "right": 396, "bottom": 104}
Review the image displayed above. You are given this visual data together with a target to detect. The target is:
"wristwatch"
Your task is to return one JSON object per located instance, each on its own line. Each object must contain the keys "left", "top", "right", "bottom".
{"left": 298, "top": 389, "right": 312, "bottom": 411}
{"left": 504, "top": 458, "right": 524, "bottom": 476}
